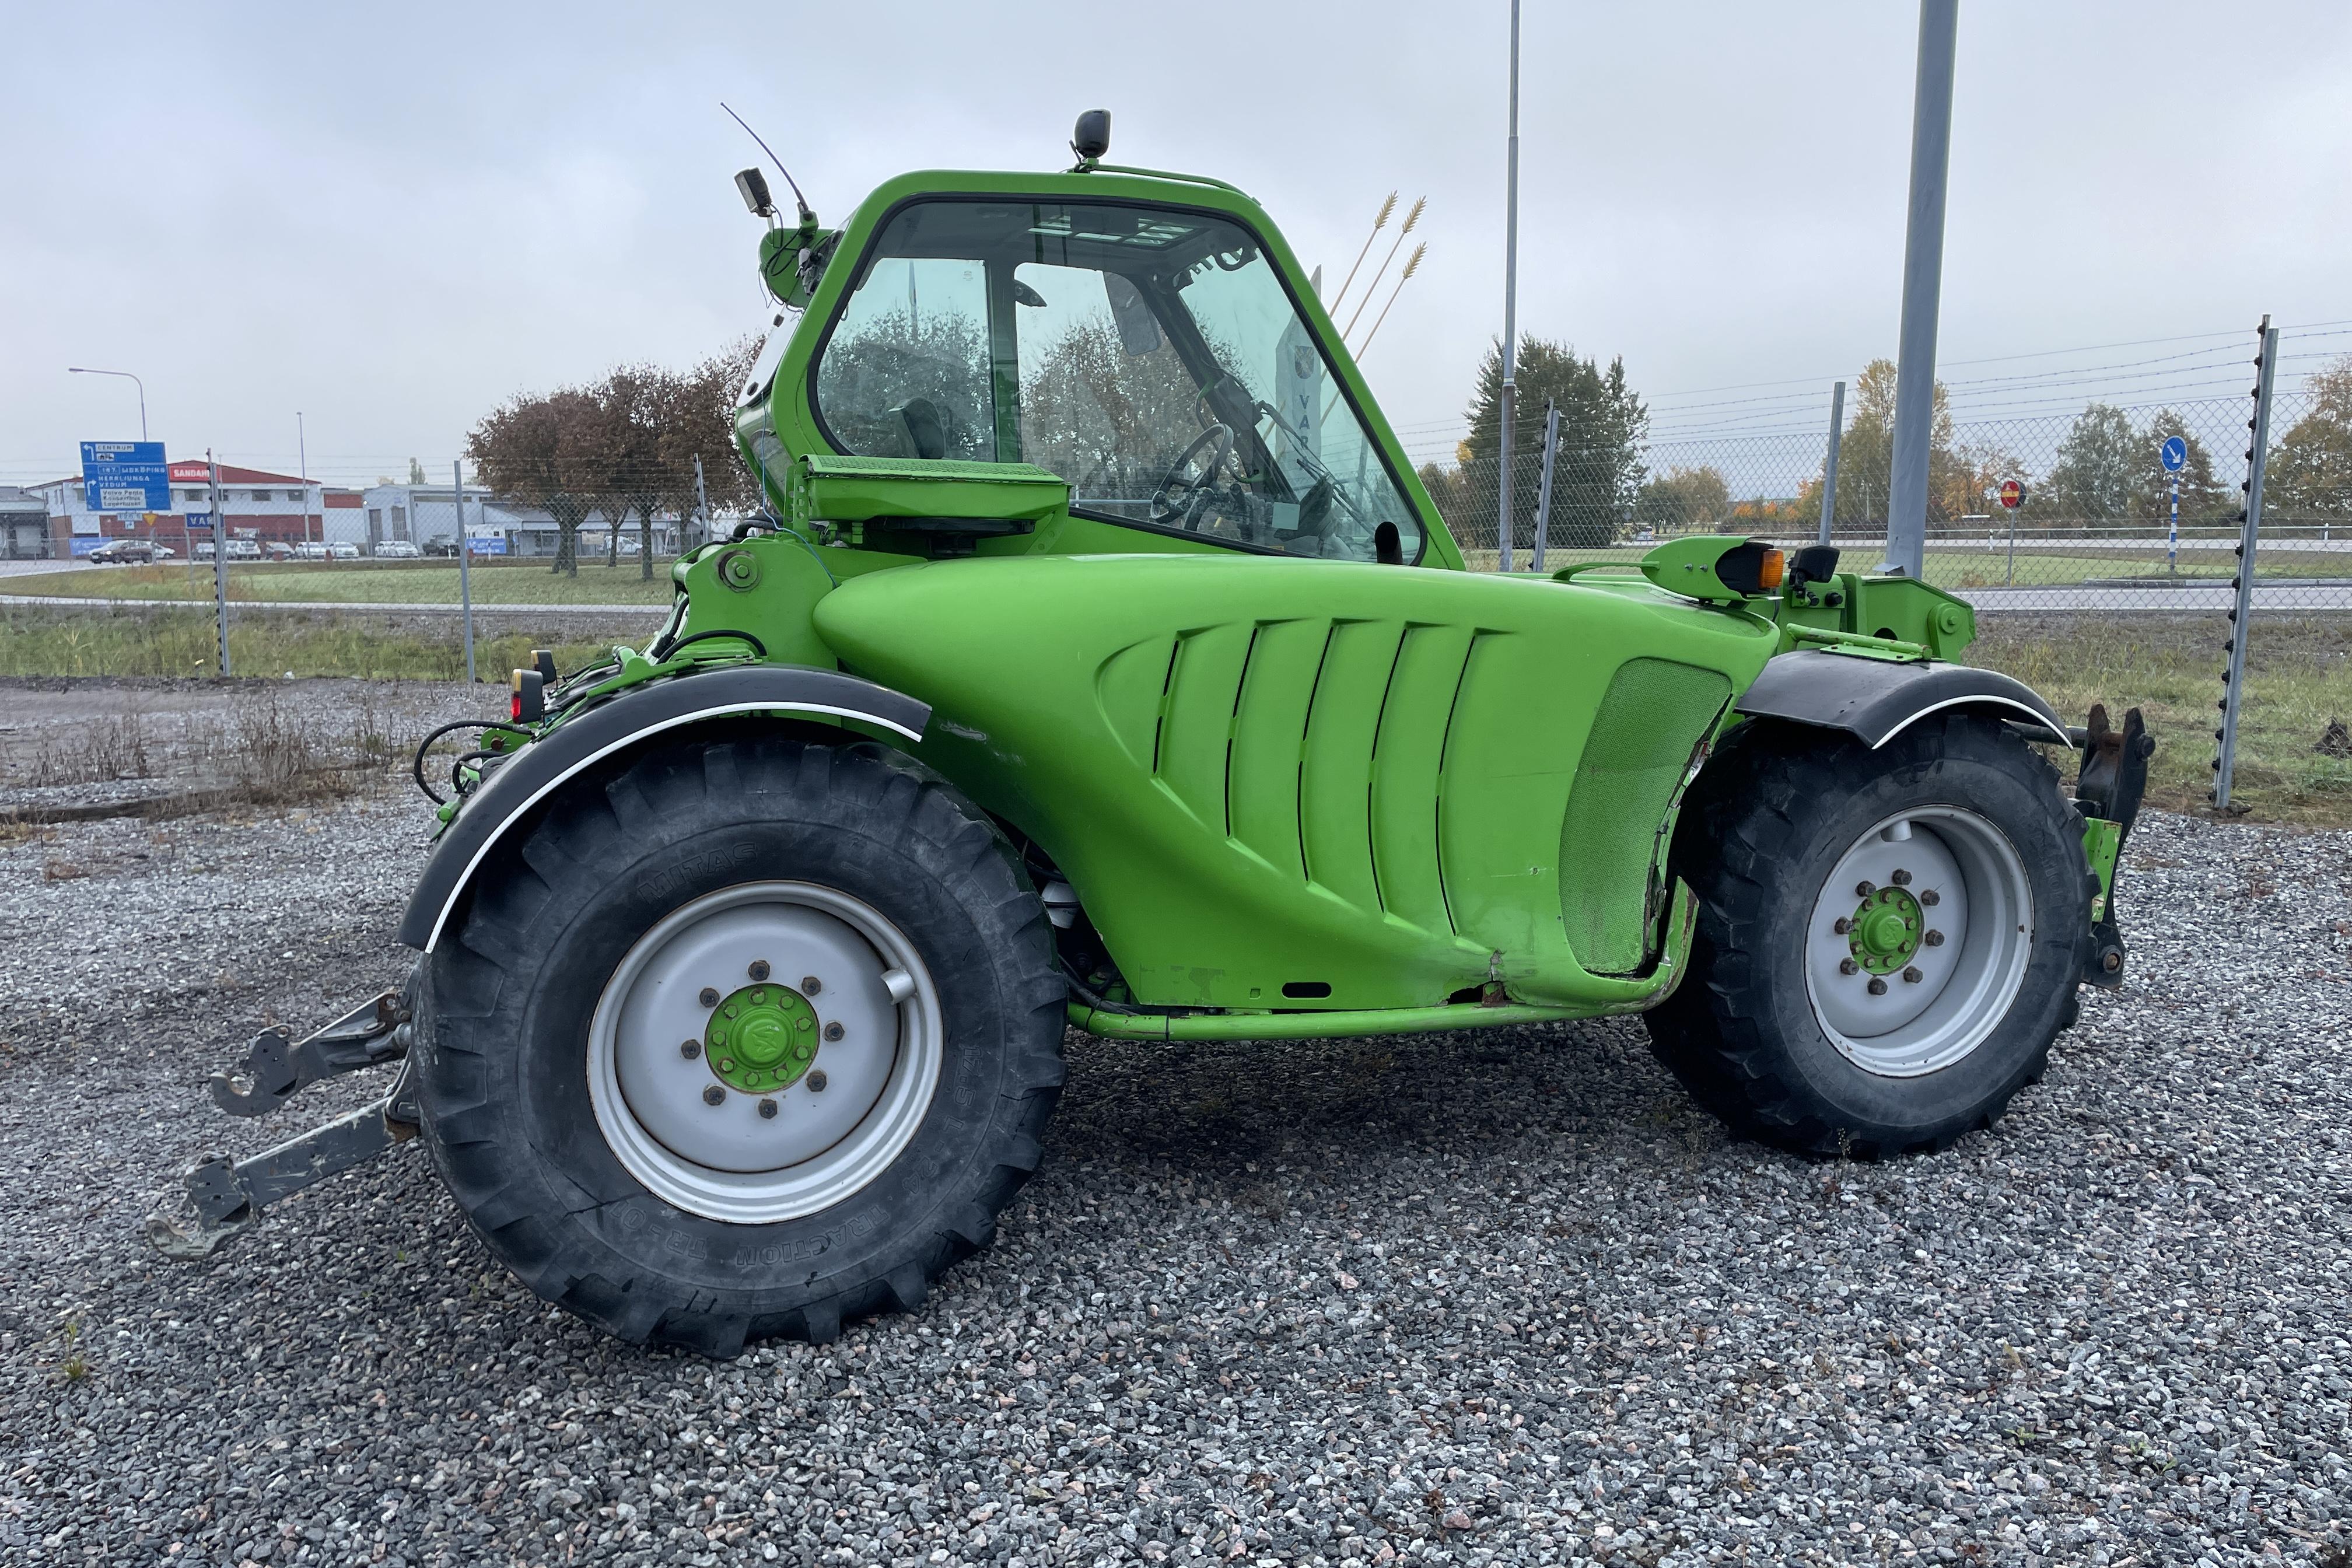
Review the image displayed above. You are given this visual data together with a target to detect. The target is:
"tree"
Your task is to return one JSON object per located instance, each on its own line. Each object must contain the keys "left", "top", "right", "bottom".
{"left": 1632, "top": 465, "right": 1730, "bottom": 536}
{"left": 466, "top": 387, "right": 601, "bottom": 573}
{"left": 2045, "top": 403, "right": 2138, "bottom": 526}
{"left": 2135, "top": 410, "right": 2229, "bottom": 526}
{"left": 673, "top": 339, "right": 762, "bottom": 533}
{"left": 2267, "top": 354, "right": 2352, "bottom": 529}
{"left": 1797, "top": 359, "right": 1975, "bottom": 530}
{"left": 1455, "top": 336, "right": 1647, "bottom": 549}
{"left": 813, "top": 307, "right": 993, "bottom": 460}
{"left": 1017, "top": 311, "right": 1212, "bottom": 498}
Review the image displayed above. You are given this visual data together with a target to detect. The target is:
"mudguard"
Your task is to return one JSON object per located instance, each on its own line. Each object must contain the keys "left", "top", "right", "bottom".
{"left": 1734, "top": 649, "right": 2070, "bottom": 748}
{"left": 396, "top": 666, "right": 929, "bottom": 952}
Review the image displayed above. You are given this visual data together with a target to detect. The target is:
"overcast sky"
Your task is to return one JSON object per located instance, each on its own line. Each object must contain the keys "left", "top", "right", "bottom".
{"left": 4, "top": 1, "right": 2347, "bottom": 488}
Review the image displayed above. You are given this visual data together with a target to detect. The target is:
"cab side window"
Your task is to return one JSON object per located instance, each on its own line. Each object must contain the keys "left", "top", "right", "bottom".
{"left": 813, "top": 254, "right": 996, "bottom": 461}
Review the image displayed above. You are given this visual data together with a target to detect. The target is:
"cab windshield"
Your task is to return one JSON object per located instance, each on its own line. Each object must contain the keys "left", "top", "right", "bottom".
{"left": 811, "top": 198, "right": 1423, "bottom": 564}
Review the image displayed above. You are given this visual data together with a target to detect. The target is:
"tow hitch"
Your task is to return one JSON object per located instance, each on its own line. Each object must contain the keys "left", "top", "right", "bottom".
{"left": 144, "top": 986, "right": 418, "bottom": 1260}
{"left": 2072, "top": 704, "right": 2155, "bottom": 988}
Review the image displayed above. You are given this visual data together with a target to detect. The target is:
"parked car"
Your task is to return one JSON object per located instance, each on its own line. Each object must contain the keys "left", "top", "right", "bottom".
{"left": 372, "top": 540, "right": 422, "bottom": 559}
{"left": 422, "top": 535, "right": 459, "bottom": 558}
{"left": 290, "top": 541, "right": 332, "bottom": 560}
{"left": 328, "top": 542, "right": 362, "bottom": 559}
{"left": 88, "top": 538, "right": 162, "bottom": 564}
{"left": 228, "top": 538, "right": 261, "bottom": 561}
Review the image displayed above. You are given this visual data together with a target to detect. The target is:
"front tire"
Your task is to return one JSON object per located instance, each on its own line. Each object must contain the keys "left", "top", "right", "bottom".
{"left": 1645, "top": 714, "right": 2089, "bottom": 1157}
{"left": 415, "top": 736, "right": 1066, "bottom": 1357}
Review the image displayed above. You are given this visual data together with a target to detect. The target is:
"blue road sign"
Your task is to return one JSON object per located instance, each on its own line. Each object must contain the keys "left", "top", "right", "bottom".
{"left": 186, "top": 512, "right": 214, "bottom": 530}
{"left": 466, "top": 533, "right": 508, "bottom": 556}
{"left": 2160, "top": 435, "right": 2188, "bottom": 473}
{"left": 79, "top": 441, "right": 170, "bottom": 512}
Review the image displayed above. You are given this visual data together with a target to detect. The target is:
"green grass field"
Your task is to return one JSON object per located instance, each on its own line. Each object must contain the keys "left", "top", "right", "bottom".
{"left": 3, "top": 559, "right": 677, "bottom": 606}
{"left": 2, "top": 603, "right": 2342, "bottom": 822}
{"left": 0, "top": 604, "right": 636, "bottom": 683}
{"left": 1465, "top": 545, "right": 2340, "bottom": 589}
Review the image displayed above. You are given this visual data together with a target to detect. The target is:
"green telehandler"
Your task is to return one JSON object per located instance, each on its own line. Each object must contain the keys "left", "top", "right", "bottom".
{"left": 152, "top": 113, "right": 2154, "bottom": 1357}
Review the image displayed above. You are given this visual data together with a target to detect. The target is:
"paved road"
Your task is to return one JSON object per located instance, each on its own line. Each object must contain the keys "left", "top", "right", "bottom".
{"left": 1955, "top": 581, "right": 2352, "bottom": 614}
{"left": 0, "top": 593, "right": 663, "bottom": 616}
{"left": 0, "top": 558, "right": 104, "bottom": 579}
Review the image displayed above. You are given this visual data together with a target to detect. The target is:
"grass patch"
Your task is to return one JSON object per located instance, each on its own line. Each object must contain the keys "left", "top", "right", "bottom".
{"left": 0, "top": 604, "right": 628, "bottom": 681}
{"left": 1973, "top": 614, "right": 2352, "bottom": 824}
{"left": 3, "top": 558, "right": 677, "bottom": 606}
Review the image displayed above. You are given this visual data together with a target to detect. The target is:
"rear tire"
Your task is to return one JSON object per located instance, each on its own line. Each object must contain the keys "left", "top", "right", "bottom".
{"left": 414, "top": 736, "right": 1066, "bottom": 1357}
{"left": 1645, "top": 714, "right": 2088, "bottom": 1157}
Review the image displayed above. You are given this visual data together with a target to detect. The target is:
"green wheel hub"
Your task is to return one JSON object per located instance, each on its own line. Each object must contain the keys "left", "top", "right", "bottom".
{"left": 705, "top": 984, "right": 821, "bottom": 1093}
{"left": 1849, "top": 886, "right": 1924, "bottom": 974}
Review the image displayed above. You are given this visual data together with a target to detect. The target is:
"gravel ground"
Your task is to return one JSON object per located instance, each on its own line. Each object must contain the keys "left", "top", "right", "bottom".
{"left": 1, "top": 778, "right": 2348, "bottom": 1566}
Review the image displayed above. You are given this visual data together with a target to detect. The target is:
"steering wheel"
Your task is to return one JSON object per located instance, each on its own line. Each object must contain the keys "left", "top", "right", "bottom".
{"left": 1147, "top": 424, "right": 1235, "bottom": 529}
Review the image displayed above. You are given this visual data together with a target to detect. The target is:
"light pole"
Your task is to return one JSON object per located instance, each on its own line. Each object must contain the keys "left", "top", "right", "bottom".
{"left": 68, "top": 367, "right": 148, "bottom": 440}
{"left": 1884, "top": 0, "right": 1958, "bottom": 579}
{"left": 1496, "top": 0, "right": 1522, "bottom": 573}
{"left": 296, "top": 411, "right": 313, "bottom": 546}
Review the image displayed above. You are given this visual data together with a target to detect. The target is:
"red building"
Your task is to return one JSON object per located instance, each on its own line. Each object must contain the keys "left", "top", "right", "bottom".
{"left": 32, "top": 462, "right": 362, "bottom": 553}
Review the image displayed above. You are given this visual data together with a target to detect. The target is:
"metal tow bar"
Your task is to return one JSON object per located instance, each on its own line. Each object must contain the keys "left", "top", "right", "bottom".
{"left": 144, "top": 989, "right": 416, "bottom": 1261}
{"left": 2073, "top": 704, "right": 2155, "bottom": 989}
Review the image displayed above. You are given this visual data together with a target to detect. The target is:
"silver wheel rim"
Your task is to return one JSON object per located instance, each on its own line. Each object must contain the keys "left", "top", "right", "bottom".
{"left": 1801, "top": 806, "right": 2035, "bottom": 1078}
{"left": 586, "top": 880, "right": 943, "bottom": 1224}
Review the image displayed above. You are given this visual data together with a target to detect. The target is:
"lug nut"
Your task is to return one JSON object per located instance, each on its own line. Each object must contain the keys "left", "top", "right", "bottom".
{"left": 1902, "top": 967, "right": 1923, "bottom": 984}
{"left": 698, "top": 987, "right": 719, "bottom": 1007}
{"left": 1924, "top": 930, "right": 1944, "bottom": 947}
{"left": 1919, "top": 890, "right": 1940, "bottom": 907}
{"left": 1867, "top": 977, "right": 1888, "bottom": 996}
{"left": 680, "top": 1040, "right": 701, "bottom": 1059}
{"left": 823, "top": 1021, "right": 845, "bottom": 1042}
{"left": 749, "top": 959, "right": 771, "bottom": 982}
{"left": 702, "top": 1085, "right": 726, "bottom": 1106}
{"left": 1832, "top": 917, "right": 1850, "bottom": 935}
{"left": 2104, "top": 950, "right": 2123, "bottom": 972}
{"left": 1839, "top": 958, "right": 1859, "bottom": 976}
{"left": 1856, "top": 880, "right": 1876, "bottom": 898}
{"left": 716, "top": 1057, "right": 735, "bottom": 1072}
{"left": 802, "top": 975, "right": 822, "bottom": 995}
{"left": 758, "top": 1098, "right": 778, "bottom": 1119}
{"left": 1891, "top": 868, "right": 1912, "bottom": 886}
{"left": 807, "top": 1070, "right": 828, "bottom": 1093}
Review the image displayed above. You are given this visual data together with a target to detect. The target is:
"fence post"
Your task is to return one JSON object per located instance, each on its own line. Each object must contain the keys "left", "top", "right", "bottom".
{"left": 2213, "top": 317, "right": 2279, "bottom": 813}
{"left": 1817, "top": 379, "right": 1846, "bottom": 547}
{"left": 1530, "top": 400, "right": 1560, "bottom": 572}
{"left": 453, "top": 460, "right": 477, "bottom": 684}
{"left": 206, "top": 450, "right": 230, "bottom": 677}
{"left": 693, "top": 454, "right": 710, "bottom": 551}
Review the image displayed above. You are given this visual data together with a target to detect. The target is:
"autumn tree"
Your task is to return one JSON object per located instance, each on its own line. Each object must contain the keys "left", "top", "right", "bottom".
{"left": 1632, "top": 465, "right": 1731, "bottom": 536}
{"left": 1797, "top": 359, "right": 1978, "bottom": 530}
{"left": 2267, "top": 354, "right": 2352, "bottom": 527}
{"left": 466, "top": 387, "right": 601, "bottom": 573}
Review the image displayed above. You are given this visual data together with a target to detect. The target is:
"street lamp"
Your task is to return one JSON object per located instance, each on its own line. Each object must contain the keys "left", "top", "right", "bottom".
{"left": 67, "top": 367, "right": 149, "bottom": 440}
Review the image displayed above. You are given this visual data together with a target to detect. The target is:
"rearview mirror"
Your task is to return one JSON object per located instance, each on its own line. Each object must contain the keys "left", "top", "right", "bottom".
{"left": 1103, "top": 274, "right": 1161, "bottom": 357}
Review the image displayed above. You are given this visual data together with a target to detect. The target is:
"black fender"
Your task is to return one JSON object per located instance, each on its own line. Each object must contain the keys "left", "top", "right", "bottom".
{"left": 397, "top": 666, "right": 929, "bottom": 952}
{"left": 1732, "top": 649, "right": 2070, "bottom": 749}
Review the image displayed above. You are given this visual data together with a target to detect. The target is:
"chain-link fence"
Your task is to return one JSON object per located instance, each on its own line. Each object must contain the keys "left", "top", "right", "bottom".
{"left": 1408, "top": 337, "right": 2352, "bottom": 816}
{"left": 13, "top": 331, "right": 2349, "bottom": 814}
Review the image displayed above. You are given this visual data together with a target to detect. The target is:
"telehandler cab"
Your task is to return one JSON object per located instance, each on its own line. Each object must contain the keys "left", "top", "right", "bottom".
{"left": 153, "top": 113, "right": 2154, "bottom": 1358}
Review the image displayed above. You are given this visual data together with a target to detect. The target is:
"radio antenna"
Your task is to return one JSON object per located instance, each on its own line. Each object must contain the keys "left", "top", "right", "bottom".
{"left": 720, "top": 102, "right": 813, "bottom": 223}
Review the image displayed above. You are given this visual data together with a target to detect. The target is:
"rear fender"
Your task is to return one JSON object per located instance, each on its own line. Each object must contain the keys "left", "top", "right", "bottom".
{"left": 1734, "top": 649, "right": 2070, "bottom": 748}
{"left": 396, "top": 666, "right": 929, "bottom": 952}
